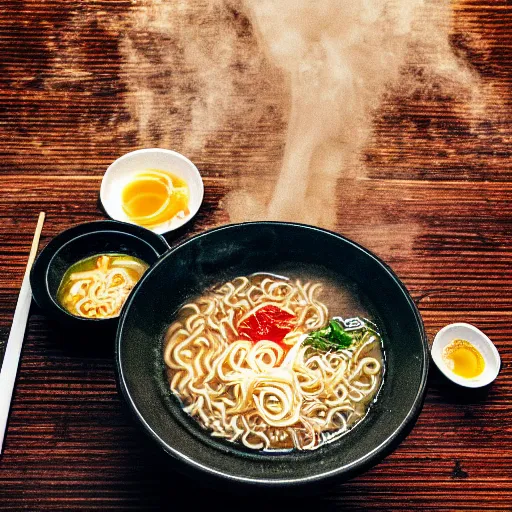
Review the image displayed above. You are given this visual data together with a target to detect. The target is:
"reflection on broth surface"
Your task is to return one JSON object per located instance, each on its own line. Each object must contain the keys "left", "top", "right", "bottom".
{"left": 163, "top": 272, "right": 384, "bottom": 452}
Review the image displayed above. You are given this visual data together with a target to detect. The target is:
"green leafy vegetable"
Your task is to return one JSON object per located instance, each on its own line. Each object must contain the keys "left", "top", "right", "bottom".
{"left": 303, "top": 319, "right": 354, "bottom": 351}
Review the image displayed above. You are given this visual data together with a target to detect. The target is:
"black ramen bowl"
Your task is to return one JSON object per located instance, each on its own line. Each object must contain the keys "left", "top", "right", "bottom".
{"left": 30, "top": 220, "right": 170, "bottom": 332}
{"left": 116, "top": 222, "right": 428, "bottom": 492}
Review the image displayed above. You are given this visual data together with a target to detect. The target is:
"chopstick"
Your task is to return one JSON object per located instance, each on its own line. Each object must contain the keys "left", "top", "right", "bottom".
{"left": 0, "top": 212, "right": 45, "bottom": 455}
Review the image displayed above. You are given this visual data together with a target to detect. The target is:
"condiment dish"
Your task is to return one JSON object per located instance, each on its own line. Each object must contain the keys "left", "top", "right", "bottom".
{"left": 30, "top": 220, "right": 169, "bottom": 332}
{"left": 431, "top": 323, "right": 500, "bottom": 388}
{"left": 100, "top": 148, "right": 204, "bottom": 235}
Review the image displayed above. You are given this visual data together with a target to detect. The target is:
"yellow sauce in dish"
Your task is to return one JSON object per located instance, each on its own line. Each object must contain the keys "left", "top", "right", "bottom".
{"left": 442, "top": 338, "right": 485, "bottom": 379}
{"left": 121, "top": 169, "right": 189, "bottom": 228}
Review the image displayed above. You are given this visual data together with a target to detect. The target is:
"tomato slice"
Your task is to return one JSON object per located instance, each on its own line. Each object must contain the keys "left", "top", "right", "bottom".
{"left": 238, "top": 305, "right": 296, "bottom": 346}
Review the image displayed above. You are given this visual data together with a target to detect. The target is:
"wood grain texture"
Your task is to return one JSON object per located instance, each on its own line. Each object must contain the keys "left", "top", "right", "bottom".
{"left": 0, "top": 0, "right": 511, "bottom": 510}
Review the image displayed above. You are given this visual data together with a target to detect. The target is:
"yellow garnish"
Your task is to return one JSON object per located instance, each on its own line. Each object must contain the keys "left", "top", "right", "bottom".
{"left": 442, "top": 338, "right": 485, "bottom": 379}
{"left": 121, "top": 169, "right": 189, "bottom": 228}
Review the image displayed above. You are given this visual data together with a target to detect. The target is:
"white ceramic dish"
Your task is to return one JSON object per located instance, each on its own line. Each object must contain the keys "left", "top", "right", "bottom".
{"left": 431, "top": 323, "right": 500, "bottom": 388}
{"left": 100, "top": 148, "right": 204, "bottom": 235}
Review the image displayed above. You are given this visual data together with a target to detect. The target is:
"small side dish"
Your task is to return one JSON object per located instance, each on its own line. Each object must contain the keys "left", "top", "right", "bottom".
{"left": 57, "top": 254, "right": 149, "bottom": 319}
{"left": 31, "top": 220, "right": 169, "bottom": 330}
{"left": 431, "top": 323, "right": 500, "bottom": 388}
{"left": 100, "top": 148, "right": 204, "bottom": 235}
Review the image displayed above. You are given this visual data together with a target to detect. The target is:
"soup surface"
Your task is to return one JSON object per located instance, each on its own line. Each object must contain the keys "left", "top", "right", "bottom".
{"left": 163, "top": 273, "right": 384, "bottom": 452}
{"left": 57, "top": 254, "right": 149, "bottom": 319}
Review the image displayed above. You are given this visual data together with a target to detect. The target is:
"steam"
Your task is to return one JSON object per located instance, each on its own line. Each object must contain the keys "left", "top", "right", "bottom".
{"left": 227, "top": 0, "right": 480, "bottom": 226}
{"left": 120, "top": 0, "right": 482, "bottom": 241}
{"left": 120, "top": 0, "right": 276, "bottom": 155}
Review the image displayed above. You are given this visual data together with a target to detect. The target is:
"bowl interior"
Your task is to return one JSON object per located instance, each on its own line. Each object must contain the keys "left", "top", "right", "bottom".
{"left": 117, "top": 223, "right": 428, "bottom": 487}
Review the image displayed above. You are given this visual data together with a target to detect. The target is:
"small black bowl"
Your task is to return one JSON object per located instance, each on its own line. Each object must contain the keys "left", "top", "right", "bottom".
{"left": 30, "top": 220, "right": 170, "bottom": 332}
{"left": 116, "top": 222, "right": 428, "bottom": 492}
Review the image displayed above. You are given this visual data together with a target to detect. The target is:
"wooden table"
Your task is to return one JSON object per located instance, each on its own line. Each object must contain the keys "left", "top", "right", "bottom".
{"left": 0, "top": 0, "right": 510, "bottom": 509}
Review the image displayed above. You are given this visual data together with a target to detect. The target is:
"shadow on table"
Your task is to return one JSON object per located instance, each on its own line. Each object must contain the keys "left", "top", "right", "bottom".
{"left": 427, "top": 363, "right": 495, "bottom": 404}
{"left": 126, "top": 428, "right": 345, "bottom": 511}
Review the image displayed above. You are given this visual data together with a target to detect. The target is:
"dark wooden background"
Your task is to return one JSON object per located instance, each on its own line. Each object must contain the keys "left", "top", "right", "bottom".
{"left": 0, "top": 0, "right": 511, "bottom": 510}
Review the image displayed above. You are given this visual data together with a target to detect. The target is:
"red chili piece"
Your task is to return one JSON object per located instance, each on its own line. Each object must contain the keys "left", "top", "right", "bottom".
{"left": 238, "top": 305, "right": 296, "bottom": 346}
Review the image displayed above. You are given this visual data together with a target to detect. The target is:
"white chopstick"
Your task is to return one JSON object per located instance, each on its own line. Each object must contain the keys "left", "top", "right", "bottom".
{"left": 0, "top": 212, "right": 45, "bottom": 455}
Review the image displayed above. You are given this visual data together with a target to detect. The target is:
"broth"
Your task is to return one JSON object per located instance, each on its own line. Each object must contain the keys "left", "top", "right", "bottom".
{"left": 57, "top": 254, "right": 149, "bottom": 319}
{"left": 163, "top": 271, "right": 384, "bottom": 452}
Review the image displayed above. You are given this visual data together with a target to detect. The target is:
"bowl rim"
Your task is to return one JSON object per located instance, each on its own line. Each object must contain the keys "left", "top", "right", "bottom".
{"left": 30, "top": 220, "right": 170, "bottom": 325}
{"left": 115, "top": 221, "right": 429, "bottom": 487}
{"left": 99, "top": 147, "right": 205, "bottom": 235}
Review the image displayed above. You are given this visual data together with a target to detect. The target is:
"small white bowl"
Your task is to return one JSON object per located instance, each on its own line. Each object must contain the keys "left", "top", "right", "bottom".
{"left": 100, "top": 148, "right": 204, "bottom": 235}
{"left": 431, "top": 323, "right": 500, "bottom": 388}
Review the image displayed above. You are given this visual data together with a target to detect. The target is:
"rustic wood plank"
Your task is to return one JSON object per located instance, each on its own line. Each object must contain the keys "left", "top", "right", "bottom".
{"left": 0, "top": 0, "right": 511, "bottom": 509}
